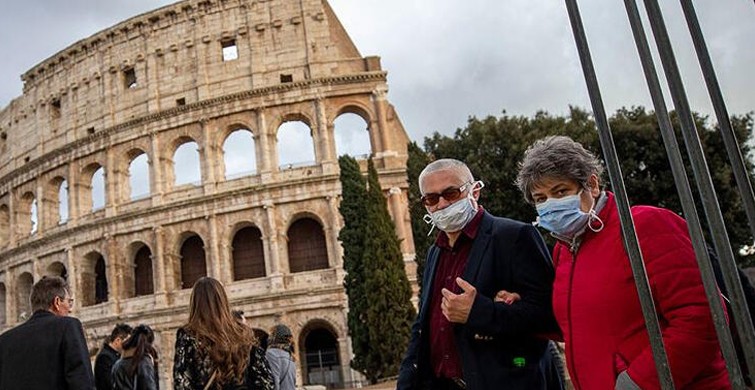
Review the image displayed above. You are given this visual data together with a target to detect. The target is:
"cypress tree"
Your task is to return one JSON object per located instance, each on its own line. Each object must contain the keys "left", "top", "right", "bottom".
{"left": 407, "top": 141, "right": 435, "bottom": 293}
{"left": 360, "top": 159, "right": 416, "bottom": 383}
{"left": 337, "top": 155, "right": 370, "bottom": 376}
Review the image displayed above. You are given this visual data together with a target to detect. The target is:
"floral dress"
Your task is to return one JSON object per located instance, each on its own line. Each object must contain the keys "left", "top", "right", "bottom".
{"left": 173, "top": 327, "right": 274, "bottom": 390}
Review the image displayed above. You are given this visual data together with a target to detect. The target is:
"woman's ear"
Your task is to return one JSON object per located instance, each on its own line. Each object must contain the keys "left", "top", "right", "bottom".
{"left": 588, "top": 174, "right": 601, "bottom": 197}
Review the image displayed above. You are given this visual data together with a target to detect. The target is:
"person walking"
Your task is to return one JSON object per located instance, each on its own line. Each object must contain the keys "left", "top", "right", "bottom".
{"left": 111, "top": 324, "right": 159, "bottom": 390}
{"left": 94, "top": 323, "right": 133, "bottom": 390}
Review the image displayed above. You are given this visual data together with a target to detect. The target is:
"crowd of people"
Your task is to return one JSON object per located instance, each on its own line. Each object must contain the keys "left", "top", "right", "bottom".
{"left": 0, "top": 276, "right": 297, "bottom": 390}
{"left": 1, "top": 135, "right": 754, "bottom": 390}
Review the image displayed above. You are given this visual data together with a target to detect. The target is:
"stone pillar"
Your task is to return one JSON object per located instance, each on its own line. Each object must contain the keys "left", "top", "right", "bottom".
{"left": 66, "top": 247, "right": 79, "bottom": 312}
{"left": 207, "top": 214, "right": 222, "bottom": 281}
{"left": 149, "top": 132, "right": 164, "bottom": 206}
{"left": 257, "top": 110, "right": 273, "bottom": 174}
{"left": 388, "top": 187, "right": 412, "bottom": 254}
{"left": 200, "top": 119, "right": 218, "bottom": 195}
{"left": 105, "top": 235, "right": 122, "bottom": 314}
{"left": 326, "top": 196, "right": 343, "bottom": 268}
{"left": 4, "top": 270, "right": 16, "bottom": 326}
{"left": 8, "top": 192, "right": 16, "bottom": 247}
{"left": 153, "top": 226, "right": 169, "bottom": 305}
{"left": 67, "top": 164, "right": 80, "bottom": 226}
{"left": 105, "top": 147, "right": 118, "bottom": 217}
{"left": 35, "top": 182, "right": 44, "bottom": 235}
{"left": 372, "top": 86, "right": 390, "bottom": 156}
{"left": 263, "top": 202, "right": 284, "bottom": 291}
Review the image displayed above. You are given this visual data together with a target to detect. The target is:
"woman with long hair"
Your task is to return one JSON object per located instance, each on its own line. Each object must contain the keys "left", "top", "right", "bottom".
{"left": 112, "top": 324, "right": 159, "bottom": 390}
{"left": 173, "top": 277, "right": 273, "bottom": 390}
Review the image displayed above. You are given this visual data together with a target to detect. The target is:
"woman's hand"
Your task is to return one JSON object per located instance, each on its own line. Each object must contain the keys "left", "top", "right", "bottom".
{"left": 494, "top": 290, "right": 521, "bottom": 305}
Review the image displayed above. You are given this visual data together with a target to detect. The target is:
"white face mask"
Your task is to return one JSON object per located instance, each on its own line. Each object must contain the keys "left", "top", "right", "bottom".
{"left": 423, "top": 181, "right": 483, "bottom": 234}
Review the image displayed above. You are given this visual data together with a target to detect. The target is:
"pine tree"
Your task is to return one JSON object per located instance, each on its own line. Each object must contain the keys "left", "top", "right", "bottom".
{"left": 360, "top": 159, "right": 416, "bottom": 383}
{"left": 337, "top": 155, "right": 370, "bottom": 376}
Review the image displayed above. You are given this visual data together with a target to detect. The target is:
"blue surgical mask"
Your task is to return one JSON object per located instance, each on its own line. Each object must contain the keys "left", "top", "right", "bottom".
{"left": 424, "top": 181, "right": 483, "bottom": 234}
{"left": 535, "top": 191, "right": 602, "bottom": 238}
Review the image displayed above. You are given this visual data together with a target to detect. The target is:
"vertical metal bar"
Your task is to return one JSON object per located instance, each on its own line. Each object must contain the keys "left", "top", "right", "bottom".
{"left": 642, "top": 0, "right": 755, "bottom": 383}
{"left": 622, "top": 0, "right": 746, "bottom": 386}
{"left": 563, "top": 0, "right": 675, "bottom": 388}
{"left": 679, "top": 0, "right": 755, "bottom": 380}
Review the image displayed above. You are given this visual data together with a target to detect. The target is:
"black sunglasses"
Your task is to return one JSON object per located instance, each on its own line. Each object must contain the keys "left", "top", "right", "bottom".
{"left": 421, "top": 182, "right": 472, "bottom": 206}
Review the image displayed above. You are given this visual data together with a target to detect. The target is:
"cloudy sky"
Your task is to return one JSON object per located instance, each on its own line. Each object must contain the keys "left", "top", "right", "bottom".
{"left": 0, "top": 0, "right": 753, "bottom": 143}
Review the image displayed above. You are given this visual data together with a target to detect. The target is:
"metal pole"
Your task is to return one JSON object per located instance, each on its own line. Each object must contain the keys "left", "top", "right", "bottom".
{"left": 679, "top": 0, "right": 755, "bottom": 382}
{"left": 622, "top": 0, "right": 745, "bottom": 386}
{"left": 642, "top": 0, "right": 755, "bottom": 383}
{"left": 563, "top": 0, "right": 674, "bottom": 388}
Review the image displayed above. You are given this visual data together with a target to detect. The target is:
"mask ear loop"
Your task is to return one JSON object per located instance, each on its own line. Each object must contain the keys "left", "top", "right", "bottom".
{"left": 585, "top": 190, "right": 604, "bottom": 232}
{"left": 423, "top": 214, "right": 436, "bottom": 236}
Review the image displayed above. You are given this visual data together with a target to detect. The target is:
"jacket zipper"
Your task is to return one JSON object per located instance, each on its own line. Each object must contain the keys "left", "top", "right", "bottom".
{"left": 567, "top": 244, "right": 582, "bottom": 390}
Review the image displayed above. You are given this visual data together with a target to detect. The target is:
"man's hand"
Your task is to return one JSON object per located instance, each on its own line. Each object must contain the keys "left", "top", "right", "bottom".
{"left": 441, "top": 278, "right": 477, "bottom": 323}
{"left": 494, "top": 290, "right": 521, "bottom": 305}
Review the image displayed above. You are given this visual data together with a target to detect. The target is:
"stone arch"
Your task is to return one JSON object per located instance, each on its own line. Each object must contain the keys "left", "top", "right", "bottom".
{"left": 0, "top": 282, "right": 5, "bottom": 326}
{"left": 179, "top": 233, "right": 207, "bottom": 289}
{"left": 299, "top": 319, "right": 343, "bottom": 388}
{"left": 333, "top": 112, "right": 371, "bottom": 158}
{"left": 81, "top": 163, "right": 106, "bottom": 213}
{"left": 17, "top": 191, "right": 36, "bottom": 237}
{"left": 81, "top": 251, "right": 108, "bottom": 306}
{"left": 231, "top": 224, "right": 265, "bottom": 280}
{"left": 47, "top": 261, "right": 68, "bottom": 280}
{"left": 287, "top": 216, "right": 329, "bottom": 273}
{"left": 16, "top": 272, "right": 33, "bottom": 321}
{"left": 276, "top": 114, "right": 316, "bottom": 169}
{"left": 222, "top": 128, "right": 257, "bottom": 180}
{"left": 129, "top": 241, "right": 154, "bottom": 297}
{"left": 127, "top": 149, "right": 151, "bottom": 201}
{"left": 0, "top": 204, "right": 8, "bottom": 247}
{"left": 171, "top": 137, "right": 202, "bottom": 187}
{"left": 42, "top": 176, "right": 69, "bottom": 228}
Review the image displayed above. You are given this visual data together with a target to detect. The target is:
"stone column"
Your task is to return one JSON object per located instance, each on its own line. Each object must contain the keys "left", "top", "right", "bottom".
{"left": 152, "top": 226, "right": 169, "bottom": 306}
{"left": 200, "top": 119, "right": 218, "bottom": 196}
{"left": 149, "top": 132, "right": 164, "bottom": 206}
{"left": 105, "top": 235, "right": 122, "bottom": 314}
{"left": 371, "top": 86, "right": 390, "bottom": 156}
{"left": 207, "top": 214, "right": 222, "bottom": 281}
{"left": 67, "top": 163, "right": 80, "bottom": 226}
{"left": 264, "top": 202, "right": 284, "bottom": 291}
{"left": 66, "top": 247, "right": 79, "bottom": 312}
{"left": 326, "top": 196, "right": 343, "bottom": 268}
{"left": 105, "top": 147, "right": 118, "bottom": 217}
{"left": 35, "top": 182, "right": 44, "bottom": 235}
{"left": 388, "top": 187, "right": 412, "bottom": 254}
{"left": 257, "top": 110, "right": 273, "bottom": 175}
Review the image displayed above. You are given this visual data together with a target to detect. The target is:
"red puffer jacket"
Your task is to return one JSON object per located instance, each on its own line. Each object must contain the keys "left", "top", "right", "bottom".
{"left": 552, "top": 192, "right": 730, "bottom": 389}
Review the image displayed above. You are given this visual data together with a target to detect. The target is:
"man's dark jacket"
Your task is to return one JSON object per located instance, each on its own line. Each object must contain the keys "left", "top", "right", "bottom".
{"left": 397, "top": 211, "right": 559, "bottom": 389}
{"left": 94, "top": 343, "right": 120, "bottom": 390}
{"left": 0, "top": 310, "right": 95, "bottom": 390}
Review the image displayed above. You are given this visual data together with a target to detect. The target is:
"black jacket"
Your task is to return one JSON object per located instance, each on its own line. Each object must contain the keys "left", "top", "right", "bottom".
{"left": 0, "top": 310, "right": 95, "bottom": 390}
{"left": 94, "top": 343, "right": 120, "bottom": 390}
{"left": 397, "top": 211, "right": 560, "bottom": 389}
{"left": 111, "top": 356, "right": 159, "bottom": 390}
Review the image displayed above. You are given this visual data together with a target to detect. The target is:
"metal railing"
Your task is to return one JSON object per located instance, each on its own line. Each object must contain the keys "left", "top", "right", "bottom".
{"left": 564, "top": 0, "right": 755, "bottom": 388}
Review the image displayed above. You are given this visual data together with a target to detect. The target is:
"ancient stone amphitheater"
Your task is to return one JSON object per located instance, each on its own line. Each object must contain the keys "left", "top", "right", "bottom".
{"left": 0, "top": 0, "right": 415, "bottom": 387}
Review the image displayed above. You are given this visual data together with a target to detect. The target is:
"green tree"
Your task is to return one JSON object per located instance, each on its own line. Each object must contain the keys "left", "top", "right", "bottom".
{"left": 338, "top": 157, "right": 416, "bottom": 383}
{"left": 337, "top": 155, "right": 370, "bottom": 377}
{"left": 407, "top": 141, "right": 434, "bottom": 292}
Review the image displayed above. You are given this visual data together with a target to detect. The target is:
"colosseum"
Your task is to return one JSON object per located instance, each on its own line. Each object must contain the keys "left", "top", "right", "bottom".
{"left": 0, "top": 0, "right": 415, "bottom": 387}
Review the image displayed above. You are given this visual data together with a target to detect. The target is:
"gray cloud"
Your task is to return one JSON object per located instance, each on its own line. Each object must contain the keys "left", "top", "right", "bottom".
{"left": 1, "top": 0, "right": 753, "bottom": 143}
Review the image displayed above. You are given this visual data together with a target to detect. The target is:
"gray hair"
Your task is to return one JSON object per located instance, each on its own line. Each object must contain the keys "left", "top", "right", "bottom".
{"left": 516, "top": 135, "right": 604, "bottom": 204}
{"left": 30, "top": 276, "right": 69, "bottom": 312}
{"left": 418, "top": 159, "right": 474, "bottom": 194}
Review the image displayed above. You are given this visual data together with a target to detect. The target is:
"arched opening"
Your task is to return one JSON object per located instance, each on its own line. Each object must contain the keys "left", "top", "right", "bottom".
{"left": 0, "top": 283, "right": 6, "bottom": 325}
{"left": 180, "top": 235, "right": 207, "bottom": 289}
{"left": 95, "top": 256, "right": 109, "bottom": 304}
{"left": 301, "top": 325, "right": 342, "bottom": 388}
{"left": 81, "top": 252, "right": 108, "bottom": 306}
{"left": 232, "top": 226, "right": 266, "bottom": 280}
{"left": 277, "top": 120, "right": 316, "bottom": 169}
{"left": 47, "top": 261, "right": 68, "bottom": 280}
{"left": 17, "top": 192, "right": 36, "bottom": 237}
{"left": 173, "top": 141, "right": 202, "bottom": 186}
{"left": 288, "top": 218, "right": 329, "bottom": 273}
{"left": 334, "top": 113, "right": 371, "bottom": 158}
{"left": 253, "top": 328, "right": 269, "bottom": 351}
{"left": 58, "top": 179, "right": 69, "bottom": 224}
{"left": 134, "top": 245, "right": 154, "bottom": 296}
{"left": 129, "top": 152, "right": 151, "bottom": 200}
{"left": 91, "top": 166, "right": 106, "bottom": 211}
{"left": 0, "top": 205, "right": 9, "bottom": 246}
{"left": 29, "top": 199, "right": 38, "bottom": 235}
{"left": 17, "top": 272, "right": 33, "bottom": 321}
{"left": 223, "top": 129, "right": 257, "bottom": 179}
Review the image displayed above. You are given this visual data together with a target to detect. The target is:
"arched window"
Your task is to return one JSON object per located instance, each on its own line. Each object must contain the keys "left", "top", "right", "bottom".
{"left": 0, "top": 283, "right": 6, "bottom": 325}
{"left": 134, "top": 246, "right": 154, "bottom": 296}
{"left": 223, "top": 130, "right": 257, "bottom": 179}
{"left": 277, "top": 121, "right": 316, "bottom": 169}
{"left": 30, "top": 199, "right": 38, "bottom": 235}
{"left": 180, "top": 235, "right": 206, "bottom": 289}
{"left": 174, "top": 141, "right": 202, "bottom": 186}
{"left": 17, "top": 273, "right": 33, "bottom": 321}
{"left": 129, "top": 152, "right": 151, "bottom": 200}
{"left": 58, "top": 179, "right": 69, "bottom": 224}
{"left": 17, "top": 192, "right": 36, "bottom": 237}
{"left": 91, "top": 166, "right": 106, "bottom": 211}
{"left": 232, "top": 226, "right": 265, "bottom": 280}
{"left": 288, "top": 218, "right": 329, "bottom": 273}
{"left": 334, "top": 113, "right": 371, "bottom": 158}
{"left": 95, "top": 256, "right": 109, "bottom": 304}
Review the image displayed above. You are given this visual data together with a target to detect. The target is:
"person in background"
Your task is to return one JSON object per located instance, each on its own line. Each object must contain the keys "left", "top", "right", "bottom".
{"left": 0, "top": 276, "right": 95, "bottom": 389}
{"left": 265, "top": 324, "right": 296, "bottom": 390}
{"left": 111, "top": 324, "right": 159, "bottom": 390}
{"left": 94, "top": 323, "right": 133, "bottom": 390}
{"left": 513, "top": 135, "right": 730, "bottom": 389}
{"left": 397, "top": 158, "right": 560, "bottom": 390}
{"left": 232, "top": 309, "right": 247, "bottom": 326}
{"left": 173, "top": 277, "right": 274, "bottom": 390}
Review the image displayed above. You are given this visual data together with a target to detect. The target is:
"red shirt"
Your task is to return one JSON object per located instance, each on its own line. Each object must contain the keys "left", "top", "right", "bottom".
{"left": 428, "top": 207, "right": 484, "bottom": 379}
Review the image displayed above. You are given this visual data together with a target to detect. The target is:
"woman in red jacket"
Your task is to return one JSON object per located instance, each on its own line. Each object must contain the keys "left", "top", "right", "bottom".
{"left": 512, "top": 135, "right": 730, "bottom": 389}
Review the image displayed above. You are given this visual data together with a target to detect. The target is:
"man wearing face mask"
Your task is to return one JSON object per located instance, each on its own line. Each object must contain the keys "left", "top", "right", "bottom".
{"left": 397, "top": 158, "right": 560, "bottom": 390}
{"left": 513, "top": 136, "right": 730, "bottom": 389}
